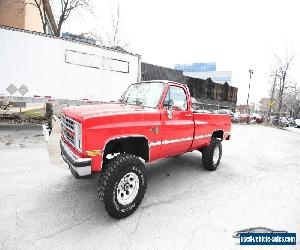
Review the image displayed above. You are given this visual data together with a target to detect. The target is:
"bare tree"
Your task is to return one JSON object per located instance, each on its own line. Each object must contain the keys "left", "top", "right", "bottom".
{"left": 2, "top": 0, "right": 91, "bottom": 36}
{"left": 273, "top": 52, "right": 294, "bottom": 121}
{"left": 84, "top": 2, "right": 129, "bottom": 50}
{"left": 28, "top": 0, "right": 48, "bottom": 34}
{"left": 284, "top": 83, "right": 300, "bottom": 118}
{"left": 55, "top": 0, "right": 90, "bottom": 36}
{"left": 109, "top": 3, "right": 121, "bottom": 47}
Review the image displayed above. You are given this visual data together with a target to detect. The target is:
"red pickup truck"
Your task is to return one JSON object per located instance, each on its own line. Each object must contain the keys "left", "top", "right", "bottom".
{"left": 60, "top": 80, "right": 231, "bottom": 218}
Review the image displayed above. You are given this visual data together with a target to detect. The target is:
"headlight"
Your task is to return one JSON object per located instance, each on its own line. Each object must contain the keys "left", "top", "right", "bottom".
{"left": 74, "top": 123, "right": 82, "bottom": 152}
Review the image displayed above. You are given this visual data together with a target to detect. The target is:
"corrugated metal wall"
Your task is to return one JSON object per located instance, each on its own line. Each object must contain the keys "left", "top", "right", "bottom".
{"left": 141, "top": 62, "right": 238, "bottom": 106}
{"left": 141, "top": 62, "right": 186, "bottom": 83}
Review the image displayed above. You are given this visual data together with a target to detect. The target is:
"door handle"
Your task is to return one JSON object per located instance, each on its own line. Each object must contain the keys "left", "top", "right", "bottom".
{"left": 185, "top": 114, "right": 192, "bottom": 117}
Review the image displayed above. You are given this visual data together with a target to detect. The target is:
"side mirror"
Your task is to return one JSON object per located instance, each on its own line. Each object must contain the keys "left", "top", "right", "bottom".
{"left": 168, "top": 99, "right": 174, "bottom": 108}
{"left": 167, "top": 99, "right": 174, "bottom": 119}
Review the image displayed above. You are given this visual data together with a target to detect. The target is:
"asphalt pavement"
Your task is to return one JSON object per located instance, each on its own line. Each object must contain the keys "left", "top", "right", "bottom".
{"left": 0, "top": 124, "right": 299, "bottom": 250}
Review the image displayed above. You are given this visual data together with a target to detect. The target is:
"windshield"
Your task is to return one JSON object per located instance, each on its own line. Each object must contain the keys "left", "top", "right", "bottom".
{"left": 120, "top": 82, "right": 165, "bottom": 108}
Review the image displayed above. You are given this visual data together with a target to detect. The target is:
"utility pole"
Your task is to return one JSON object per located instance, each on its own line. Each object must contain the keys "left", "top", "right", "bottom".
{"left": 246, "top": 69, "right": 254, "bottom": 114}
{"left": 267, "top": 70, "right": 277, "bottom": 123}
{"left": 292, "top": 83, "right": 298, "bottom": 118}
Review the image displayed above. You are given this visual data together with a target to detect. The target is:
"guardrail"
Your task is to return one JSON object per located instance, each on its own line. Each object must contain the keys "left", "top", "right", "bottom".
{"left": 0, "top": 95, "right": 113, "bottom": 105}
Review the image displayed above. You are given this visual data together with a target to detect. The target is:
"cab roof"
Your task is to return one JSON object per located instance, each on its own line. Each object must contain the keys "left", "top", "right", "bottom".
{"left": 135, "top": 80, "right": 186, "bottom": 86}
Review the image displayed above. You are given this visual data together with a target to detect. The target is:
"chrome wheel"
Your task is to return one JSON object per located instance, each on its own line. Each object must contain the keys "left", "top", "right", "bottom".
{"left": 117, "top": 172, "right": 139, "bottom": 205}
{"left": 213, "top": 146, "right": 220, "bottom": 165}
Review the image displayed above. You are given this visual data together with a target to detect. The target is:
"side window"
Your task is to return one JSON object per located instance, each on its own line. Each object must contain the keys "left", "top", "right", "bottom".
{"left": 163, "top": 86, "right": 188, "bottom": 111}
{"left": 163, "top": 89, "right": 170, "bottom": 107}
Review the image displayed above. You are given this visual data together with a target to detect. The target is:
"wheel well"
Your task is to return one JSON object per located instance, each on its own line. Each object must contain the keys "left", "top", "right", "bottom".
{"left": 103, "top": 137, "right": 149, "bottom": 162}
{"left": 212, "top": 130, "right": 224, "bottom": 140}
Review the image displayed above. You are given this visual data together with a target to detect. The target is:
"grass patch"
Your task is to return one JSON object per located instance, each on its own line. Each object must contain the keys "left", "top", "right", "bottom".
{"left": 21, "top": 109, "right": 45, "bottom": 118}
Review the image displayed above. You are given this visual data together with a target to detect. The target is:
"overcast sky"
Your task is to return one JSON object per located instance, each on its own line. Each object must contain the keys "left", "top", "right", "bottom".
{"left": 62, "top": 0, "right": 300, "bottom": 104}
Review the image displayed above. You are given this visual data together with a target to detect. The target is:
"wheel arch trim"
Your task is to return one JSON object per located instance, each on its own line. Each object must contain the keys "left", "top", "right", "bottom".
{"left": 101, "top": 135, "right": 150, "bottom": 169}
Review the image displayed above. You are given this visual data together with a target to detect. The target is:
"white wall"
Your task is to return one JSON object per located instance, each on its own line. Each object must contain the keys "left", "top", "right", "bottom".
{"left": 0, "top": 27, "right": 140, "bottom": 101}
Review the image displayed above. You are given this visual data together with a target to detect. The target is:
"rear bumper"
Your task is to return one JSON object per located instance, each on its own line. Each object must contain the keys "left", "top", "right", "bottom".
{"left": 60, "top": 140, "right": 91, "bottom": 177}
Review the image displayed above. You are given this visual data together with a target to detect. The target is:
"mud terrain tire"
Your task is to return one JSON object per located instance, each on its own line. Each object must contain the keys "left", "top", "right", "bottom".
{"left": 98, "top": 154, "right": 147, "bottom": 219}
{"left": 202, "top": 138, "right": 222, "bottom": 171}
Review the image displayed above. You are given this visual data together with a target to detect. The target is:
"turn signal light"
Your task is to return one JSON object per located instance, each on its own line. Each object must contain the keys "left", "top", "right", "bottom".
{"left": 86, "top": 150, "right": 102, "bottom": 157}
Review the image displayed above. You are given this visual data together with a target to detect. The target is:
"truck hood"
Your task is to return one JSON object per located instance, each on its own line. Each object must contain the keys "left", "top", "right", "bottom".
{"left": 62, "top": 103, "right": 156, "bottom": 121}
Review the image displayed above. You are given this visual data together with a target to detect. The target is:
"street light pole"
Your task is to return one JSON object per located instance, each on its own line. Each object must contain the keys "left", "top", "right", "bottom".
{"left": 246, "top": 69, "right": 254, "bottom": 114}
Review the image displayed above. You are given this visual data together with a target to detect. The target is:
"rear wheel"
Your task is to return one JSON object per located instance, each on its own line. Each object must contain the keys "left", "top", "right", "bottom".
{"left": 98, "top": 154, "right": 147, "bottom": 219}
{"left": 201, "top": 138, "right": 222, "bottom": 171}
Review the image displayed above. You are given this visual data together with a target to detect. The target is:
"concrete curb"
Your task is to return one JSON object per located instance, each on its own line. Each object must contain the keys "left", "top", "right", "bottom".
{"left": 0, "top": 123, "right": 43, "bottom": 130}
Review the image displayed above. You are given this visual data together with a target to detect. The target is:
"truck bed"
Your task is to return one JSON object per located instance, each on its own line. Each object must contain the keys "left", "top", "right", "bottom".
{"left": 190, "top": 113, "right": 231, "bottom": 150}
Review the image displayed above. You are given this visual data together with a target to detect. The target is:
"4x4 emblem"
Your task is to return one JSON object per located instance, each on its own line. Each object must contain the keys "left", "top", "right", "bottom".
{"left": 150, "top": 127, "right": 160, "bottom": 134}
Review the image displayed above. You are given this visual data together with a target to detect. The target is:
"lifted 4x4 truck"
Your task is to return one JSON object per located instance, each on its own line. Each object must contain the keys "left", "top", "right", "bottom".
{"left": 60, "top": 80, "right": 231, "bottom": 218}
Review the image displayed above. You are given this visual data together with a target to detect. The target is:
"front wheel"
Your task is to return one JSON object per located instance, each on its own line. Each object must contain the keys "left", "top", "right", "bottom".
{"left": 98, "top": 154, "right": 147, "bottom": 219}
{"left": 201, "top": 138, "right": 222, "bottom": 171}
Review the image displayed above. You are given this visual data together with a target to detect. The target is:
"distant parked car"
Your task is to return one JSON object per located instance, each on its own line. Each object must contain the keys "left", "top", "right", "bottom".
{"left": 191, "top": 101, "right": 212, "bottom": 113}
{"left": 256, "top": 116, "right": 264, "bottom": 123}
{"left": 201, "top": 110, "right": 213, "bottom": 114}
{"left": 214, "top": 109, "right": 231, "bottom": 115}
{"left": 295, "top": 119, "right": 300, "bottom": 128}
{"left": 231, "top": 112, "right": 239, "bottom": 123}
{"left": 271, "top": 116, "right": 290, "bottom": 127}
{"left": 250, "top": 113, "right": 264, "bottom": 123}
{"left": 288, "top": 117, "right": 296, "bottom": 127}
{"left": 193, "top": 108, "right": 212, "bottom": 114}
{"left": 191, "top": 102, "right": 202, "bottom": 111}
{"left": 239, "top": 114, "right": 251, "bottom": 123}
{"left": 279, "top": 117, "right": 290, "bottom": 127}
{"left": 214, "top": 109, "right": 231, "bottom": 116}
{"left": 213, "top": 109, "right": 239, "bottom": 123}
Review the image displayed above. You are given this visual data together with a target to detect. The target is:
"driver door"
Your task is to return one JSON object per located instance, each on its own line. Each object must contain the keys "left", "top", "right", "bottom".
{"left": 159, "top": 85, "right": 194, "bottom": 158}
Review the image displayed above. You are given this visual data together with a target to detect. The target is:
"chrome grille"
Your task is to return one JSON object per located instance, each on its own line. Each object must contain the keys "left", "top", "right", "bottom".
{"left": 61, "top": 114, "right": 77, "bottom": 148}
{"left": 63, "top": 129, "right": 75, "bottom": 145}
{"left": 61, "top": 115, "right": 75, "bottom": 131}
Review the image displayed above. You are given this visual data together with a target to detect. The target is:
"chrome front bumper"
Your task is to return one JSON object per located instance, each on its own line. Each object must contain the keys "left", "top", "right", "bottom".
{"left": 60, "top": 140, "right": 91, "bottom": 177}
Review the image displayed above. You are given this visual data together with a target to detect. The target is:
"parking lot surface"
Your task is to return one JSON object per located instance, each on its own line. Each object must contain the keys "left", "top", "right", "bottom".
{"left": 0, "top": 124, "right": 299, "bottom": 249}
